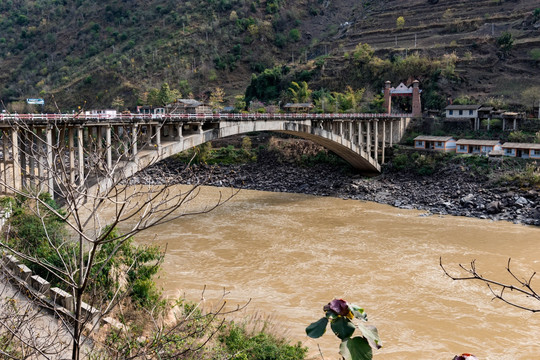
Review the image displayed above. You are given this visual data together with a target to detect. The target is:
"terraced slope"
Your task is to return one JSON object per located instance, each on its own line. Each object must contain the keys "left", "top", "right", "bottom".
{"left": 318, "top": 0, "right": 540, "bottom": 104}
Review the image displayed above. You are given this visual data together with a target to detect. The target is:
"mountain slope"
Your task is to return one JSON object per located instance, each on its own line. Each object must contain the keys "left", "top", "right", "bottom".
{"left": 0, "top": 0, "right": 538, "bottom": 111}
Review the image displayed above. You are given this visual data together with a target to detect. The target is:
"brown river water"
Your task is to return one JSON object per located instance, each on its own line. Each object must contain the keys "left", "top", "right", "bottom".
{"left": 132, "top": 185, "right": 540, "bottom": 360}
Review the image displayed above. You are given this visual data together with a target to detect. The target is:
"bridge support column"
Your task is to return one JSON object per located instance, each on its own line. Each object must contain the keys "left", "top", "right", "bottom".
{"left": 106, "top": 125, "right": 112, "bottom": 170}
{"left": 175, "top": 124, "right": 183, "bottom": 141}
{"left": 77, "top": 126, "right": 84, "bottom": 186}
{"left": 97, "top": 126, "right": 103, "bottom": 158}
{"left": 69, "top": 127, "right": 75, "bottom": 184}
{"left": 358, "top": 122, "right": 363, "bottom": 151}
{"left": 156, "top": 124, "right": 162, "bottom": 153}
{"left": 1, "top": 131, "right": 5, "bottom": 194}
{"left": 131, "top": 125, "right": 138, "bottom": 162}
{"left": 348, "top": 121, "right": 353, "bottom": 143}
{"left": 46, "top": 126, "right": 54, "bottom": 199}
{"left": 19, "top": 128, "right": 27, "bottom": 190}
{"left": 374, "top": 120, "right": 379, "bottom": 163}
{"left": 389, "top": 121, "right": 394, "bottom": 147}
{"left": 366, "top": 121, "right": 371, "bottom": 157}
{"left": 28, "top": 127, "right": 35, "bottom": 189}
{"left": 37, "top": 128, "right": 45, "bottom": 193}
{"left": 381, "top": 121, "right": 386, "bottom": 164}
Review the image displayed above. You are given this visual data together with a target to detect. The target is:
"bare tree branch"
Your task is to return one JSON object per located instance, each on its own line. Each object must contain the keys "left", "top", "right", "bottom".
{"left": 440, "top": 257, "right": 540, "bottom": 313}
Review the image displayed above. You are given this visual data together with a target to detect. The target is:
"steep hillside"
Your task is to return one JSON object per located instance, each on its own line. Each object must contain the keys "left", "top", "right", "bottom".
{"left": 0, "top": 0, "right": 538, "bottom": 111}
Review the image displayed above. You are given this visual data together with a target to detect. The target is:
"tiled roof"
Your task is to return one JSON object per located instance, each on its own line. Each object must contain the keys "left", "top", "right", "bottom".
{"left": 414, "top": 136, "right": 454, "bottom": 141}
{"left": 456, "top": 139, "right": 501, "bottom": 146}
{"left": 445, "top": 105, "right": 481, "bottom": 110}
{"left": 502, "top": 142, "right": 540, "bottom": 150}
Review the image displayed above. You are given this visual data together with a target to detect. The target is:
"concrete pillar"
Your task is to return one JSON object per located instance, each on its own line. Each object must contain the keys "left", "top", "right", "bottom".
{"left": 366, "top": 121, "right": 371, "bottom": 157}
{"left": 487, "top": 117, "right": 491, "bottom": 131}
{"left": 513, "top": 118, "right": 516, "bottom": 130}
{"left": 156, "top": 124, "right": 162, "bottom": 152}
{"left": 68, "top": 127, "right": 75, "bottom": 184}
{"left": 11, "top": 128, "right": 21, "bottom": 192}
{"left": 29, "top": 127, "right": 35, "bottom": 188}
{"left": 412, "top": 80, "right": 422, "bottom": 117}
{"left": 20, "top": 129, "right": 26, "bottom": 189}
{"left": 374, "top": 120, "right": 379, "bottom": 162}
{"left": 97, "top": 126, "right": 103, "bottom": 163}
{"left": 46, "top": 126, "right": 54, "bottom": 199}
{"left": 37, "top": 128, "right": 45, "bottom": 193}
{"left": 502, "top": 118, "right": 506, "bottom": 131}
{"left": 2, "top": 130, "right": 7, "bottom": 194}
{"left": 176, "top": 124, "right": 183, "bottom": 141}
{"left": 106, "top": 125, "right": 112, "bottom": 170}
{"left": 382, "top": 121, "right": 386, "bottom": 164}
{"left": 348, "top": 121, "right": 353, "bottom": 142}
{"left": 358, "top": 121, "right": 362, "bottom": 150}
{"left": 389, "top": 120, "right": 394, "bottom": 147}
{"left": 77, "top": 126, "right": 84, "bottom": 186}
{"left": 383, "top": 81, "right": 392, "bottom": 114}
{"left": 131, "top": 124, "right": 138, "bottom": 159}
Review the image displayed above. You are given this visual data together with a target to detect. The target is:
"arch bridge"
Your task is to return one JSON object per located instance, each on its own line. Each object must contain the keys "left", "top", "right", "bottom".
{"left": 0, "top": 112, "right": 411, "bottom": 198}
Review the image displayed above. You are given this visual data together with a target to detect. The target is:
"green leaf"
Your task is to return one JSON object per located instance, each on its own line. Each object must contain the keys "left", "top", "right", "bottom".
{"left": 340, "top": 337, "right": 373, "bottom": 360}
{"left": 306, "top": 317, "right": 328, "bottom": 338}
{"left": 331, "top": 317, "right": 356, "bottom": 340}
{"left": 349, "top": 304, "right": 367, "bottom": 321}
{"left": 356, "top": 323, "right": 382, "bottom": 349}
{"left": 325, "top": 310, "right": 338, "bottom": 320}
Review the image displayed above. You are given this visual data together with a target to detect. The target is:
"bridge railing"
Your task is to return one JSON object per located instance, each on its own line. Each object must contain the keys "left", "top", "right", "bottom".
{"left": 0, "top": 112, "right": 411, "bottom": 123}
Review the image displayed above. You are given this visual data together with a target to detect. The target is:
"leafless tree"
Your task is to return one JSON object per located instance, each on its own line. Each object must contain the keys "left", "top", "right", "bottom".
{"left": 0, "top": 110, "right": 237, "bottom": 359}
{"left": 440, "top": 257, "right": 540, "bottom": 313}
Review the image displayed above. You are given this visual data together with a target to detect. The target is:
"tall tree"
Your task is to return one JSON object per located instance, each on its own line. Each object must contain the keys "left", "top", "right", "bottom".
{"left": 288, "top": 81, "right": 311, "bottom": 103}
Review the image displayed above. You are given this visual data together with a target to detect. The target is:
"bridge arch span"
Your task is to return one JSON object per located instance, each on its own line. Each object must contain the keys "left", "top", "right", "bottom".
{"left": 138, "top": 120, "right": 382, "bottom": 178}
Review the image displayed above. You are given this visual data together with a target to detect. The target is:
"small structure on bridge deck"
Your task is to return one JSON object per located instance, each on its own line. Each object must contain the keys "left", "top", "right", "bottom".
{"left": 383, "top": 80, "right": 422, "bottom": 117}
{"left": 414, "top": 135, "right": 456, "bottom": 152}
{"left": 283, "top": 103, "right": 314, "bottom": 113}
{"left": 84, "top": 109, "right": 117, "bottom": 117}
{"left": 166, "top": 99, "right": 211, "bottom": 114}
{"left": 456, "top": 139, "right": 501, "bottom": 155}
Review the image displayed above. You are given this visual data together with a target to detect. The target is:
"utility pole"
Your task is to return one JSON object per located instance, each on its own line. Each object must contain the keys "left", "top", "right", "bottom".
{"left": 414, "top": 33, "right": 417, "bottom": 48}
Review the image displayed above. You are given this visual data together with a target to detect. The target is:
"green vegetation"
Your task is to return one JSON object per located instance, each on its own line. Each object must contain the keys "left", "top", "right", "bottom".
{"left": 6, "top": 195, "right": 163, "bottom": 307}
{"left": 496, "top": 31, "right": 514, "bottom": 57}
{"left": 391, "top": 149, "right": 454, "bottom": 176}
{"left": 499, "top": 163, "right": 540, "bottom": 188}
{"left": 176, "top": 139, "right": 257, "bottom": 165}
{"left": 219, "top": 322, "right": 307, "bottom": 360}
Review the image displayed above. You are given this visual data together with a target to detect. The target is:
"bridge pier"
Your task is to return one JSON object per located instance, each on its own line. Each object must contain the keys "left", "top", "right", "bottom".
{"left": 46, "top": 126, "right": 54, "bottom": 199}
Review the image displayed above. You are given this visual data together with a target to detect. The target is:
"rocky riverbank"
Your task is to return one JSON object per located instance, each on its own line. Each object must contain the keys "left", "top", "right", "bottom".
{"left": 132, "top": 143, "right": 540, "bottom": 226}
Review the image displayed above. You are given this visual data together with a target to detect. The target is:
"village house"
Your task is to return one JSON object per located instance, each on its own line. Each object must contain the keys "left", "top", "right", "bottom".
{"left": 455, "top": 139, "right": 502, "bottom": 156}
{"left": 445, "top": 104, "right": 482, "bottom": 130}
{"left": 501, "top": 142, "right": 540, "bottom": 159}
{"left": 414, "top": 136, "right": 456, "bottom": 152}
{"left": 167, "top": 99, "right": 212, "bottom": 114}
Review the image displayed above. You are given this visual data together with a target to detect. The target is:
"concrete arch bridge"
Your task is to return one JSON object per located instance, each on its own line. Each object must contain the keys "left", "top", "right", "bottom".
{"left": 0, "top": 112, "right": 411, "bottom": 198}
